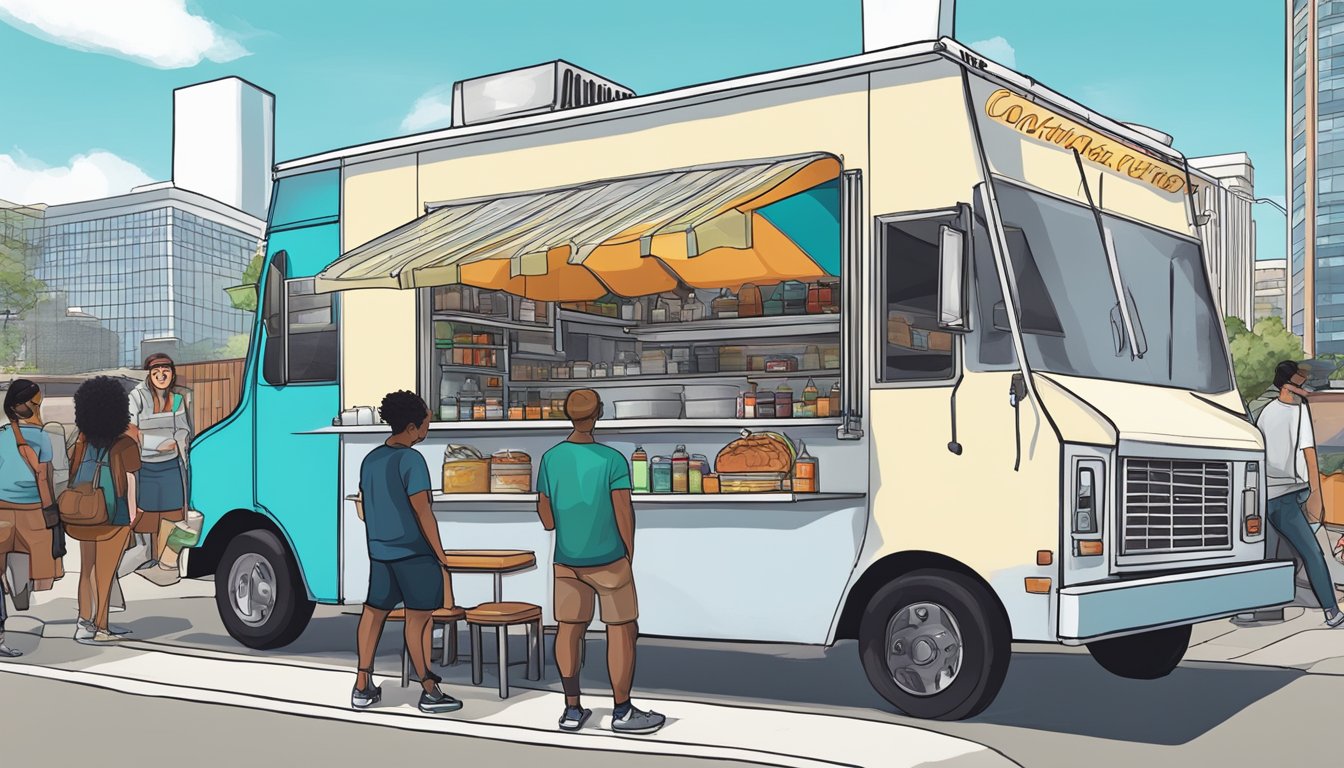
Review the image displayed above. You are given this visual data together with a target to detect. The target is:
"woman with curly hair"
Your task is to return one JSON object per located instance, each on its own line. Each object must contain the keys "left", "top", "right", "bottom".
{"left": 69, "top": 376, "right": 141, "bottom": 644}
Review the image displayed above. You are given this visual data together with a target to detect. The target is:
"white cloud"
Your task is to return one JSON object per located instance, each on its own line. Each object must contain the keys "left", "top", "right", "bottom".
{"left": 968, "top": 36, "right": 1015, "bottom": 69}
{"left": 0, "top": 151, "right": 155, "bottom": 206}
{"left": 0, "top": 0, "right": 247, "bottom": 69}
{"left": 402, "top": 86, "right": 455, "bottom": 133}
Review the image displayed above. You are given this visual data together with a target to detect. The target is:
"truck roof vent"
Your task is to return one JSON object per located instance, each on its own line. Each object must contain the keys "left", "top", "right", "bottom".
{"left": 451, "top": 61, "right": 634, "bottom": 128}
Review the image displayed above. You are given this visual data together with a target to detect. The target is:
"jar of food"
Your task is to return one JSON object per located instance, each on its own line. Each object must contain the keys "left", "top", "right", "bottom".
{"left": 490, "top": 450, "right": 533, "bottom": 493}
{"left": 651, "top": 456, "right": 672, "bottom": 493}
{"left": 525, "top": 392, "right": 543, "bottom": 421}
{"left": 671, "top": 445, "right": 690, "bottom": 493}
{"left": 711, "top": 288, "right": 739, "bottom": 318}
{"left": 738, "top": 284, "right": 763, "bottom": 317}
{"left": 755, "top": 390, "right": 776, "bottom": 419}
{"left": 776, "top": 383, "right": 793, "bottom": 418}
{"left": 507, "top": 395, "right": 524, "bottom": 421}
{"left": 572, "top": 361, "right": 592, "bottom": 379}
{"left": 702, "top": 474, "right": 721, "bottom": 494}
{"left": 690, "top": 454, "right": 709, "bottom": 493}
{"left": 793, "top": 440, "right": 819, "bottom": 493}
{"left": 828, "top": 382, "right": 842, "bottom": 417}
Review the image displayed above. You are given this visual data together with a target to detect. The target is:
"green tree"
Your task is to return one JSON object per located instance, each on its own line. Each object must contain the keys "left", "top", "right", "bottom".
{"left": 227, "top": 247, "right": 264, "bottom": 312}
{"left": 1225, "top": 316, "right": 1305, "bottom": 405}
{"left": 0, "top": 206, "right": 47, "bottom": 371}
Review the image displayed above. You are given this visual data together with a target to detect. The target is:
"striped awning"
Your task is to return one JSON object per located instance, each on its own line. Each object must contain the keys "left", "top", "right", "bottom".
{"left": 314, "top": 153, "right": 839, "bottom": 298}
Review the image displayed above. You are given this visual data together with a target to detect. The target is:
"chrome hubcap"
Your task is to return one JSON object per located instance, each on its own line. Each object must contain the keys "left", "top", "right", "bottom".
{"left": 229, "top": 553, "right": 277, "bottom": 627}
{"left": 886, "top": 601, "right": 964, "bottom": 697}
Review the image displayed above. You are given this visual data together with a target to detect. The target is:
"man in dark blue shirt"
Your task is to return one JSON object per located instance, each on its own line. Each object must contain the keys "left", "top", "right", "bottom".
{"left": 351, "top": 391, "right": 462, "bottom": 714}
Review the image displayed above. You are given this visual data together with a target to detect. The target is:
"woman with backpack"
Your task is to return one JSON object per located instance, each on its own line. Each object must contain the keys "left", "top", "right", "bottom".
{"left": 127, "top": 353, "right": 193, "bottom": 570}
{"left": 67, "top": 376, "right": 141, "bottom": 645}
{"left": 0, "top": 379, "right": 60, "bottom": 657}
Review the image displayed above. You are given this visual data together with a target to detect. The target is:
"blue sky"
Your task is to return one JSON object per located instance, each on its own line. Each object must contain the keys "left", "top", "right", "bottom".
{"left": 0, "top": 0, "right": 1284, "bottom": 258}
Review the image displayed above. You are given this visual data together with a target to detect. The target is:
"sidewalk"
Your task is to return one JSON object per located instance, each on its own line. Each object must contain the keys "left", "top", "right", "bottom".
{"left": 0, "top": 572, "right": 1015, "bottom": 768}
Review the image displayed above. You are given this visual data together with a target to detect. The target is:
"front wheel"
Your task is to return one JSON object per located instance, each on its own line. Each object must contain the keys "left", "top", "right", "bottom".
{"left": 1086, "top": 624, "right": 1190, "bottom": 680}
{"left": 215, "top": 530, "right": 314, "bottom": 649}
{"left": 858, "top": 569, "right": 1011, "bottom": 720}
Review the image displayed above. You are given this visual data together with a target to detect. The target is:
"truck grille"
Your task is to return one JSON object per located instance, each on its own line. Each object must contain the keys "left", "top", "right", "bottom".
{"left": 1122, "top": 459, "right": 1232, "bottom": 555}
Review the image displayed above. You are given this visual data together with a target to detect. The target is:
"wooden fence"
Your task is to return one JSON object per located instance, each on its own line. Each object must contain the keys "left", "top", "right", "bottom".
{"left": 175, "top": 358, "right": 246, "bottom": 434}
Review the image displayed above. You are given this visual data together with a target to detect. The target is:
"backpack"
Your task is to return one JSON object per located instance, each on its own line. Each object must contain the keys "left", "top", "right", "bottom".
{"left": 58, "top": 436, "right": 118, "bottom": 527}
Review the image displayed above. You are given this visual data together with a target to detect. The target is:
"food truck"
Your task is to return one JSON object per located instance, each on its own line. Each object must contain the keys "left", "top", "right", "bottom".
{"left": 185, "top": 39, "right": 1294, "bottom": 720}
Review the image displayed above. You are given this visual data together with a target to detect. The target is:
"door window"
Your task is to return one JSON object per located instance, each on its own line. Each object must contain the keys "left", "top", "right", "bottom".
{"left": 878, "top": 216, "right": 958, "bottom": 382}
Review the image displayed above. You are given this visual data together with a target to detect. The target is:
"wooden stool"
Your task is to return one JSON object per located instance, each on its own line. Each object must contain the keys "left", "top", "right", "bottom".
{"left": 386, "top": 606, "right": 467, "bottom": 688}
{"left": 466, "top": 602, "right": 543, "bottom": 698}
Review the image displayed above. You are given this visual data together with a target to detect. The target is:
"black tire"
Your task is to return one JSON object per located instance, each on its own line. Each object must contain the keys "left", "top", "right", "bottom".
{"left": 215, "top": 529, "right": 314, "bottom": 650}
{"left": 1086, "top": 624, "right": 1191, "bottom": 680}
{"left": 858, "top": 569, "right": 1011, "bottom": 720}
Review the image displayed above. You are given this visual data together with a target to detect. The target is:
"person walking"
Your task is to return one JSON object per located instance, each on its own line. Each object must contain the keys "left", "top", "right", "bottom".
{"left": 68, "top": 376, "right": 141, "bottom": 644}
{"left": 351, "top": 390, "right": 462, "bottom": 715}
{"left": 536, "top": 389, "right": 664, "bottom": 735}
{"left": 1257, "top": 360, "right": 1344, "bottom": 628}
{"left": 0, "top": 380, "right": 60, "bottom": 657}
{"left": 127, "top": 353, "right": 193, "bottom": 570}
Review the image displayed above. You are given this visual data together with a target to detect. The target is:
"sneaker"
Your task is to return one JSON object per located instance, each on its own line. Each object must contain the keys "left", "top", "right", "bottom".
{"left": 136, "top": 559, "right": 160, "bottom": 571}
{"left": 610, "top": 703, "right": 666, "bottom": 735}
{"left": 1327, "top": 610, "right": 1344, "bottom": 628}
{"left": 418, "top": 688, "right": 463, "bottom": 714}
{"left": 74, "top": 621, "right": 96, "bottom": 642}
{"left": 78, "top": 630, "right": 124, "bottom": 645}
{"left": 105, "top": 624, "right": 133, "bottom": 636}
{"left": 0, "top": 634, "right": 21, "bottom": 658}
{"left": 137, "top": 563, "right": 181, "bottom": 588}
{"left": 351, "top": 682, "right": 382, "bottom": 709}
{"left": 559, "top": 705, "right": 592, "bottom": 732}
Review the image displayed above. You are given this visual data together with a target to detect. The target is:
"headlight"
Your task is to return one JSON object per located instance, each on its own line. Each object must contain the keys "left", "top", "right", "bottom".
{"left": 1073, "top": 465, "right": 1099, "bottom": 535}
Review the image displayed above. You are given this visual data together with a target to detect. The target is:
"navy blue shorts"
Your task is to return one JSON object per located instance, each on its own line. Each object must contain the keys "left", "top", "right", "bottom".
{"left": 367, "top": 555, "right": 442, "bottom": 611}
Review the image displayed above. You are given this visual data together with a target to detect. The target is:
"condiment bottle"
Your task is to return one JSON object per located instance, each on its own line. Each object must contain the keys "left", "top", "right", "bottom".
{"left": 651, "top": 455, "right": 672, "bottom": 493}
{"left": 816, "top": 384, "right": 831, "bottom": 417}
{"left": 793, "top": 440, "right": 819, "bottom": 493}
{"left": 801, "top": 378, "right": 819, "bottom": 418}
{"left": 631, "top": 446, "right": 649, "bottom": 494}
{"left": 736, "top": 389, "right": 745, "bottom": 419}
{"left": 458, "top": 377, "right": 482, "bottom": 421}
{"left": 743, "top": 383, "right": 758, "bottom": 419}
{"left": 671, "top": 445, "right": 690, "bottom": 493}
{"left": 689, "top": 453, "right": 707, "bottom": 493}
{"left": 439, "top": 375, "right": 457, "bottom": 422}
{"left": 776, "top": 382, "right": 794, "bottom": 418}
{"left": 828, "top": 382, "right": 842, "bottom": 418}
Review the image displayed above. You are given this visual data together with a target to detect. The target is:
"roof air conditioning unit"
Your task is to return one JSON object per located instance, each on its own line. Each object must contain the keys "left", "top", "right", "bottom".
{"left": 451, "top": 60, "right": 634, "bottom": 128}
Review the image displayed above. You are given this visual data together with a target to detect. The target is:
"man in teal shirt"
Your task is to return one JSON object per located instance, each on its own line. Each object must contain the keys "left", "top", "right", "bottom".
{"left": 537, "top": 389, "right": 664, "bottom": 735}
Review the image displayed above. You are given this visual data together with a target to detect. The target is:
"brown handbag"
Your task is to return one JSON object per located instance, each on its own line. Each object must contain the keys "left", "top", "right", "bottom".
{"left": 57, "top": 435, "right": 109, "bottom": 527}
{"left": 9, "top": 419, "right": 57, "bottom": 526}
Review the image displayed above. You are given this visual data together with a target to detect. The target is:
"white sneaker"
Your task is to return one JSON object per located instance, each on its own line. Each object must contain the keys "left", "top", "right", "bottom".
{"left": 74, "top": 621, "right": 96, "bottom": 641}
{"left": 1326, "top": 611, "right": 1344, "bottom": 629}
{"left": 0, "top": 633, "right": 21, "bottom": 658}
{"left": 77, "top": 630, "right": 124, "bottom": 645}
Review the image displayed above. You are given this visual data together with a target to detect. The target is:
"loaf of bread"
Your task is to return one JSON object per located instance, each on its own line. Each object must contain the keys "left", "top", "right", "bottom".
{"left": 715, "top": 431, "right": 794, "bottom": 474}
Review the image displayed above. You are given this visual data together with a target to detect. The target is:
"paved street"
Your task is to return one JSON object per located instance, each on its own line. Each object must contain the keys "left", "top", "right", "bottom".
{"left": 3, "top": 566, "right": 1344, "bottom": 767}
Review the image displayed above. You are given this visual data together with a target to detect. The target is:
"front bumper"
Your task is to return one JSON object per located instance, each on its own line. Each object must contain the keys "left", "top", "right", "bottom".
{"left": 1058, "top": 560, "right": 1294, "bottom": 644}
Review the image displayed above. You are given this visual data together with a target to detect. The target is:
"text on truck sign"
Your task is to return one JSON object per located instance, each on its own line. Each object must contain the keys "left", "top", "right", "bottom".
{"left": 984, "top": 89, "right": 1199, "bottom": 196}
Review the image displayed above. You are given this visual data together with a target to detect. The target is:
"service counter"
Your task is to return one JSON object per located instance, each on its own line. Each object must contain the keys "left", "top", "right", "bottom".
{"left": 332, "top": 420, "right": 869, "bottom": 643}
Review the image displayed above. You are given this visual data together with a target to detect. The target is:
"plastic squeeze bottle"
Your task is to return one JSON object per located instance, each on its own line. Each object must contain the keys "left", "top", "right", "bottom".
{"left": 631, "top": 446, "right": 649, "bottom": 494}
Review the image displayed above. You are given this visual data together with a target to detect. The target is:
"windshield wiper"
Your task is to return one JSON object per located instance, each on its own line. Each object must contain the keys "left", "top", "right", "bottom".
{"left": 1073, "top": 151, "right": 1145, "bottom": 359}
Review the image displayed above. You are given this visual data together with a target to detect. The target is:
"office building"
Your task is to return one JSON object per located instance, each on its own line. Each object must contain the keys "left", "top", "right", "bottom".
{"left": 1190, "top": 153, "right": 1257, "bottom": 325}
{"left": 1255, "top": 258, "right": 1289, "bottom": 323}
{"left": 1289, "top": 1, "right": 1344, "bottom": 354}
{"left": 37, "top": 187, "right": 263, "bottom": 367}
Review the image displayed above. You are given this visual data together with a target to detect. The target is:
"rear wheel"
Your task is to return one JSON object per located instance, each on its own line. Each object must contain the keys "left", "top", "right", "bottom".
{"left": 215, "top": 530, "right": 314, "bottom": 649}
{"left": 1086, "top": 624, "right": 1190, "bottom": 680}
{"left": 858, "top": 569, "right": 1011, "bottom": 720}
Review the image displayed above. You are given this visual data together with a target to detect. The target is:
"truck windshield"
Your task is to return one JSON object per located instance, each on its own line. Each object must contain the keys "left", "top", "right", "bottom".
{"left": 972, "top": 182, "right": 1233, "bottom": 394}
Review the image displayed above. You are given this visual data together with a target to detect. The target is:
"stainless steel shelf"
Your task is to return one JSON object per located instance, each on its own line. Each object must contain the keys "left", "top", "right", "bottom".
{"left": 628, "top": 314, "right": 840, "bottom": 343}
{"left": 509, "top": 369, "right": 842, "bottom": 387}
{"left": 430, "top": 491, "right": 865, "bottom": 504}
{"left": 310, "top": 417, "right": 844, "bottom": 434}
{"left": 432, "top": 312, "right": 553, "bottom": 333}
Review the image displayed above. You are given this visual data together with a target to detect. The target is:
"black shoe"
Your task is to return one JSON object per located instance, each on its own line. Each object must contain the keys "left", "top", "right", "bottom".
{"left": 559, "top": 705, "right": 592, "bottom": 731}
{"left": 419, "top": 687, "right": 463, "bottom": 714}
{"left": 351, "top": 683, "right": 382, "bottom": 709}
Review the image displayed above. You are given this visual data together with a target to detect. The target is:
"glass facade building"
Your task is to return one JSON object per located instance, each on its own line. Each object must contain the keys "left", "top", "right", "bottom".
{"left": 36, "top": 188, "right": 263, "bottom": 367}
{"left": 1291, "top": 0, "right": 1344, "bottom": 353}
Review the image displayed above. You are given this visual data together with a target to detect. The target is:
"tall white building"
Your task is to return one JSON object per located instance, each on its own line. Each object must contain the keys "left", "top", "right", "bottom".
{"left": 1254, "top": 258, "right": 1288, "bottom": 324}
{"left": 1190, "top": 153, "right": 1256, "bottom": 325}
{"left": 172, "top": 77, "right": 275, "bottom": 221}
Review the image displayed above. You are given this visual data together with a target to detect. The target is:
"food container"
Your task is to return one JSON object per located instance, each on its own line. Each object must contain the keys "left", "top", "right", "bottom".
{"left": 738, "top": 284, "right": 763, "bottom": 317}
{"left": 490, "top": 450, "right": 533, "bottom": 493}
{"left": 755, "top": 390, "right": 777, "bottom": 419}
{"left": 485, "top": 398, "right": 503, "bottom": 421}
{"left": 684, "top": 399, "right": 737, "bottom": 418}
{"left": 802, "top": 345, "right": 821, "bottom": 371}
{"left": 442, "top": 445, "right": 489, "bottom": 494}
{"left": 718, "top": 472, "right": 789, "bottom": 493}
{"left": 612, "top": 363, "right": 627, "bottom": 376}
{"left": 614, "top": 400, "right": 682, "bottom": 419}
{"left": 762, "top": 285, "right": 784, "bottom": 316}
{"left": 748, "top": 355, "right": 767, "bottom": 371}
{"left": 712, "top": 288, "right": 739, "bottom": 319}
{"left": 695, "top": 348, "right": 720, "bottom": 373}
{"left": 640, "top": 349, "right": 667, "bottom": 375}
{"left": 356, "top": 406, "right": 376, "bottom": 425}
{"left": 764, "top": 356, "right": 798, "bottom": 373}
{"left": 719, "top": 346, "right": 747, "bottom": 372}
{"left": 572, "top": 361, "right": 592, "bottom": 379}
{"left": 781, "top": 281, "right": 808, "bottom": 315}
{"left": 702, "top": 474, "right": 721, "bottom": 494}
{"left": 592, "top": 363, "right": 608, "bottom": 378}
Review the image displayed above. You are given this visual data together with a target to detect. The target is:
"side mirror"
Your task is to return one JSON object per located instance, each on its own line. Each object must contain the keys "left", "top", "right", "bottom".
{"left": 938, "top": 225, "right": 967, "bottom": 331}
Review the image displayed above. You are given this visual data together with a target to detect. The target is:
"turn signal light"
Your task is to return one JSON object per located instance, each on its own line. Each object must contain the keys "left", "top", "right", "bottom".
{"left": 1246, "top": 517, "right": 1262, "bottom": 536}
{"left": 1025, "top": 577, "right": 1052, "bottom": 594}
{"left": 1077, "top": 540, "right": 1104, "bottom": 556}
{"left": 1036, "top": 550, "right": 1053, "bottom": 566}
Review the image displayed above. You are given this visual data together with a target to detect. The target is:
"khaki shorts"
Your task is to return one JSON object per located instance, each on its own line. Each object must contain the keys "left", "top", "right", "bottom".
{"left": 0, "top": 505, "right": 58, "bottom": 580}
{"left": 553, "top": 558, "right": 638, "bottom": 625}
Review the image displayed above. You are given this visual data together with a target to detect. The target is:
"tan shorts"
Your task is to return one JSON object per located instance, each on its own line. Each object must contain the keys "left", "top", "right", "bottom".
{"left": 553, "top": 558, "right": 638, "bottom": 625}
{"left": 133, "top": 508, "right": 185, "bottom": 535}
{"left": 0, "top": 505, "right": 58, "bottom": 580}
